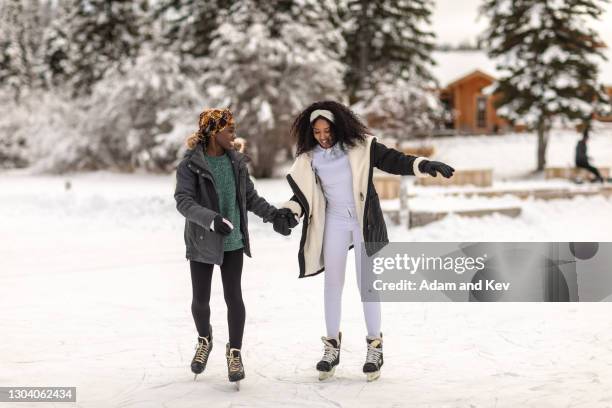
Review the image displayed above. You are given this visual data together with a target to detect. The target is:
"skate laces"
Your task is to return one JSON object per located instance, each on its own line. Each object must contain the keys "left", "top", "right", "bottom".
{"left": 365, "top": 339, "right": 382, "bottom": 364}
{"left": 194, "top": 337, "right": 210, "bottom": 364}
{"left": 227, "top": 349, "right": 242, "bottom": 372}
{"left": 320, "top": 337, "right": 340, "bottom": 363}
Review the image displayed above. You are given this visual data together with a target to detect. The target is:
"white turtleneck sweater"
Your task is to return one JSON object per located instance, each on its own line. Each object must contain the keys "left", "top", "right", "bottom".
{"left": 311, "top": 143, "right": 357, "bottom": 216}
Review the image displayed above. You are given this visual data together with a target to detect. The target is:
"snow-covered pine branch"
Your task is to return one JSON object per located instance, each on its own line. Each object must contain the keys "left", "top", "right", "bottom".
{"left": 352, "top": 76, "right": 443, "bottom": 140}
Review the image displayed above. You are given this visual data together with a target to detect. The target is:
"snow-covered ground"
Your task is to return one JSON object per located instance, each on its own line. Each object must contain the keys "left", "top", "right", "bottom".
{"left": 3, "top": 129, "right": 612, "bottom": 407}
{"left": 2, "top": 164, "right": 612, "bottom": 407}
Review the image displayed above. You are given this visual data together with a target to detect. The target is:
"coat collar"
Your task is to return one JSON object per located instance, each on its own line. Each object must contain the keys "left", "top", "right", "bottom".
{"left": 288, "top": 136, "right": 374, "bottom": 180}
{"left": 186, "top": 143, "right": 247, "bottom": 172}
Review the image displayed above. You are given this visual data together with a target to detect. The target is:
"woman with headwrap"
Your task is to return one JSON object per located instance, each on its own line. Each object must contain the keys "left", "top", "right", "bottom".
{"left": 174, "top": 108, "right": 293, "bottom": 386}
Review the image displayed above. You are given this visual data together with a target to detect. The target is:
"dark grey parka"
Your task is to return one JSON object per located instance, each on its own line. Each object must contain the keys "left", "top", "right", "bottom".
{"left": 174, "top": 144, "right": 277, "bottom": 265}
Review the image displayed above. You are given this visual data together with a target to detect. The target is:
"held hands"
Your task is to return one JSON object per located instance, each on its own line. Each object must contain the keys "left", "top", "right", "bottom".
{"left": 272, "top": 208, "right": 299, "bottom": 236}
{"left": 212, "top": 215, "right": 234, "bottom": 236}
{"left": 418, "top": 160, "right": 455, "bottom": 178}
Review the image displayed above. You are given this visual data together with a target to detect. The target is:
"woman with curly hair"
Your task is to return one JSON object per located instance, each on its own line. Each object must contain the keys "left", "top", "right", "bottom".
{"left": 174, "top": 107, "right": 293, "bottom": 387}
{"left": 279, "top": 100, "right": 454, "bottom": 381}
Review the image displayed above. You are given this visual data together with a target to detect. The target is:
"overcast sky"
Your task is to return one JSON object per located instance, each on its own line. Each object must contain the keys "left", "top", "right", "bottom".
{"left": 431, "top": 0, "right": 612, "bottom": 54}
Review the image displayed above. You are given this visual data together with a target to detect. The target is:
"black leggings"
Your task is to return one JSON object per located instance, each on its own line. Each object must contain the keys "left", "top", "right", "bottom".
{"left": 577, "top": 162, "right": 604, "bottom": 182}
{"left": 189, "top": 248, "right": 245, "bottom": 349}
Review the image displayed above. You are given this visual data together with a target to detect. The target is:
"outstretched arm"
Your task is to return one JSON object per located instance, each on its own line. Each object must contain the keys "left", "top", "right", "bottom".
{"left": 372, "top": 140, "right": 426, "bottom": 177}
{"left": 372, "top": 140, "right": 454, "bottom": 178}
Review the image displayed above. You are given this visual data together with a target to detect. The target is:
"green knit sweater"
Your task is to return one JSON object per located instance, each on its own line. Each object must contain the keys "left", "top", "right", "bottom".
{"left": 204, "top": 152, "right": 244, "bottom": 252}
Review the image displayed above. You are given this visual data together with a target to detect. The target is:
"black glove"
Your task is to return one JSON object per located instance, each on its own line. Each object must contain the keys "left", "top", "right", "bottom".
{"left": 277, "top": 208, "right": 299, "bottom": 228}
{"left": 212, "top": 215, "right": 233, "bottom": 236}
{"left": 272, "top": 210, "right": 291, "bottom": 236}
{"left": 419, "top": 160, "right": 455, "bottom": 178}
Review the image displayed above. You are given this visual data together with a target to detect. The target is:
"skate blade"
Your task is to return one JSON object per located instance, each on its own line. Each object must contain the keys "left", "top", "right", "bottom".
{"left": 366, "top": 371, "right": 380, "bottom": 382}
{"left": 233, "top": 381, "right": 240, "bottom": 391}
{"left": 193, "top": 374, "right": 198, "bottom": 381}
{"left": 318, "top": 367, "right": 336, "bottom": 381}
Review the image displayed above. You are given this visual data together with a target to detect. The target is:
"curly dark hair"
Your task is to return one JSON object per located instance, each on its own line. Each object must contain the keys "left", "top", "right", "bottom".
{"left": 291, "top": 100, "right": 369, "bottom": 156}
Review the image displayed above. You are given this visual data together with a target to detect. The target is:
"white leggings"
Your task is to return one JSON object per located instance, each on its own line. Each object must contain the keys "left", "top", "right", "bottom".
{"left": 323, "top": 206, "right": 381, "bottom": 338}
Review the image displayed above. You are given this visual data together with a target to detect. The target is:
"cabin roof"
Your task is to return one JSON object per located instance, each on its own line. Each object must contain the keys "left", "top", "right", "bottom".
{"left": 432, "top": 50, "right": 612, "bottom": 87}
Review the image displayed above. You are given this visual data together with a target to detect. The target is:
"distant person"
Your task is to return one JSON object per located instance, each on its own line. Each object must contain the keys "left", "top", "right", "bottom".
{"left": 575, "top": 125, "right": 604, "bottom": 183}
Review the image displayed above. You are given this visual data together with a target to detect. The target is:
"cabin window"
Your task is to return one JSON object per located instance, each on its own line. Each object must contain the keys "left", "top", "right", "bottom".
{"left": 441, "top": 96, "right": 454, "bottom": 129}
{"left": 476, "top": 96, "right": 487, "bottom": 128}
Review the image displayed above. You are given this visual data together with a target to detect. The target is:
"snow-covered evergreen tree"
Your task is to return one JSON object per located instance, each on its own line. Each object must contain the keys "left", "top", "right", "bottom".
{"left": 0, "top": 86, "right": 85, "bottom": 171}
{"left": 340, "top": 0, "right": 440, "bottom": 138}
{"left": 44, "top": 0, "right": 148, "bottom": 97}
{"left": 341, "top": 0, "right": 437, "bottom": 102}
{"left": 481, "top": 0, "right": 610, "bottom": 171}
{"left": 39, "top": 46, "right": 201, "bottom": 173}
{"left": 353, "top": 78, "right": 443, "bottom": 140}
{"left": 204, "top": 0, "right": 346, "bottom": 177}
{"left": 0, "top": 0, "right": 48, "bottom": 102}
{"left": 0, "top": 0, "right": 54, "bottom": 167}
{"left": 153, "top": 0, "right": 235, "bottom": 73}
{"left": 0, "top": 91, "right": 29, "bottom": 168}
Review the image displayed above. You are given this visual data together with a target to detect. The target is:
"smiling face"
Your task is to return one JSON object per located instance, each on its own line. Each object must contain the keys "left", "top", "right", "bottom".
{"left": 214, "top": 124, "right": 236, "bottom": 151}
{"left": 312, "top": 117, "right": 334, "bottom": 149}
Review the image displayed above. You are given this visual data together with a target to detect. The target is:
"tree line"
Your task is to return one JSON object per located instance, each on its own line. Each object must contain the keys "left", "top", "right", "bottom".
{"left": 0, "top": 0, "right": 609, "bottom": 175}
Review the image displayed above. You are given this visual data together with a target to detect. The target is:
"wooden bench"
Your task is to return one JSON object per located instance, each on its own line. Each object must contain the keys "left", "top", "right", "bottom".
{"left": 545, "top": 166, "right": 610, "bottom": 180}
{"left": 373, "top": 173, "right": 401, "bottom": 200}
{"left": 409, "top": 187, "right": 612, "bottom": 201}
{"left": 414, "top": 169, "right": 493, "bottom": 188}
{"left": 373, "top": 173, "right": 408, "bottom": 225}
{"left": 409, "top": 206, "right": 522, "bottom": 228}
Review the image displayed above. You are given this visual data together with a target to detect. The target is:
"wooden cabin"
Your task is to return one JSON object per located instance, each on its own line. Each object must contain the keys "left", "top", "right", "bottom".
{"left": 439, "top": 70, "right": 509, "bottom": 134}
{"left": 433, "top": 50, "right": 612, "bottom": 134}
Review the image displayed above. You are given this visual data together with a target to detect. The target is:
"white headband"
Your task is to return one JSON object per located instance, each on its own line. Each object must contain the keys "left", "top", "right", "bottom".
{"left": 309, "top": 109, "right": 335, "bottom": 124}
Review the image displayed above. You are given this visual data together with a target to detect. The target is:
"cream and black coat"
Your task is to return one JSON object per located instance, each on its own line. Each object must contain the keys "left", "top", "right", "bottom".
{"left": 281, "top": 135, "right": 427, "bottom": 278}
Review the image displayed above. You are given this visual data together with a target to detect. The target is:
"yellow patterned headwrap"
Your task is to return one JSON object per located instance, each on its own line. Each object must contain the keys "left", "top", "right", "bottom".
{"left": 187, "top": 108, "right": 235, "bottom": 149}
{"left": 199, "top": 108, "right": 234, "bottom": 139}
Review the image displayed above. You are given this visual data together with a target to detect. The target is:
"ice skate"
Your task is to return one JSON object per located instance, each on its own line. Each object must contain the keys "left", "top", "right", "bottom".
{"left": 316, "top": 333, "right": 341, "bottom": 381}
{"left": 226, "top": 343, "right": 245, "bottom": 390}
{"left": 363, "top": 334, "right": 383, "bottom": 382}
{"left": 191, "top": 325, "right": 213, "bottom": 380}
